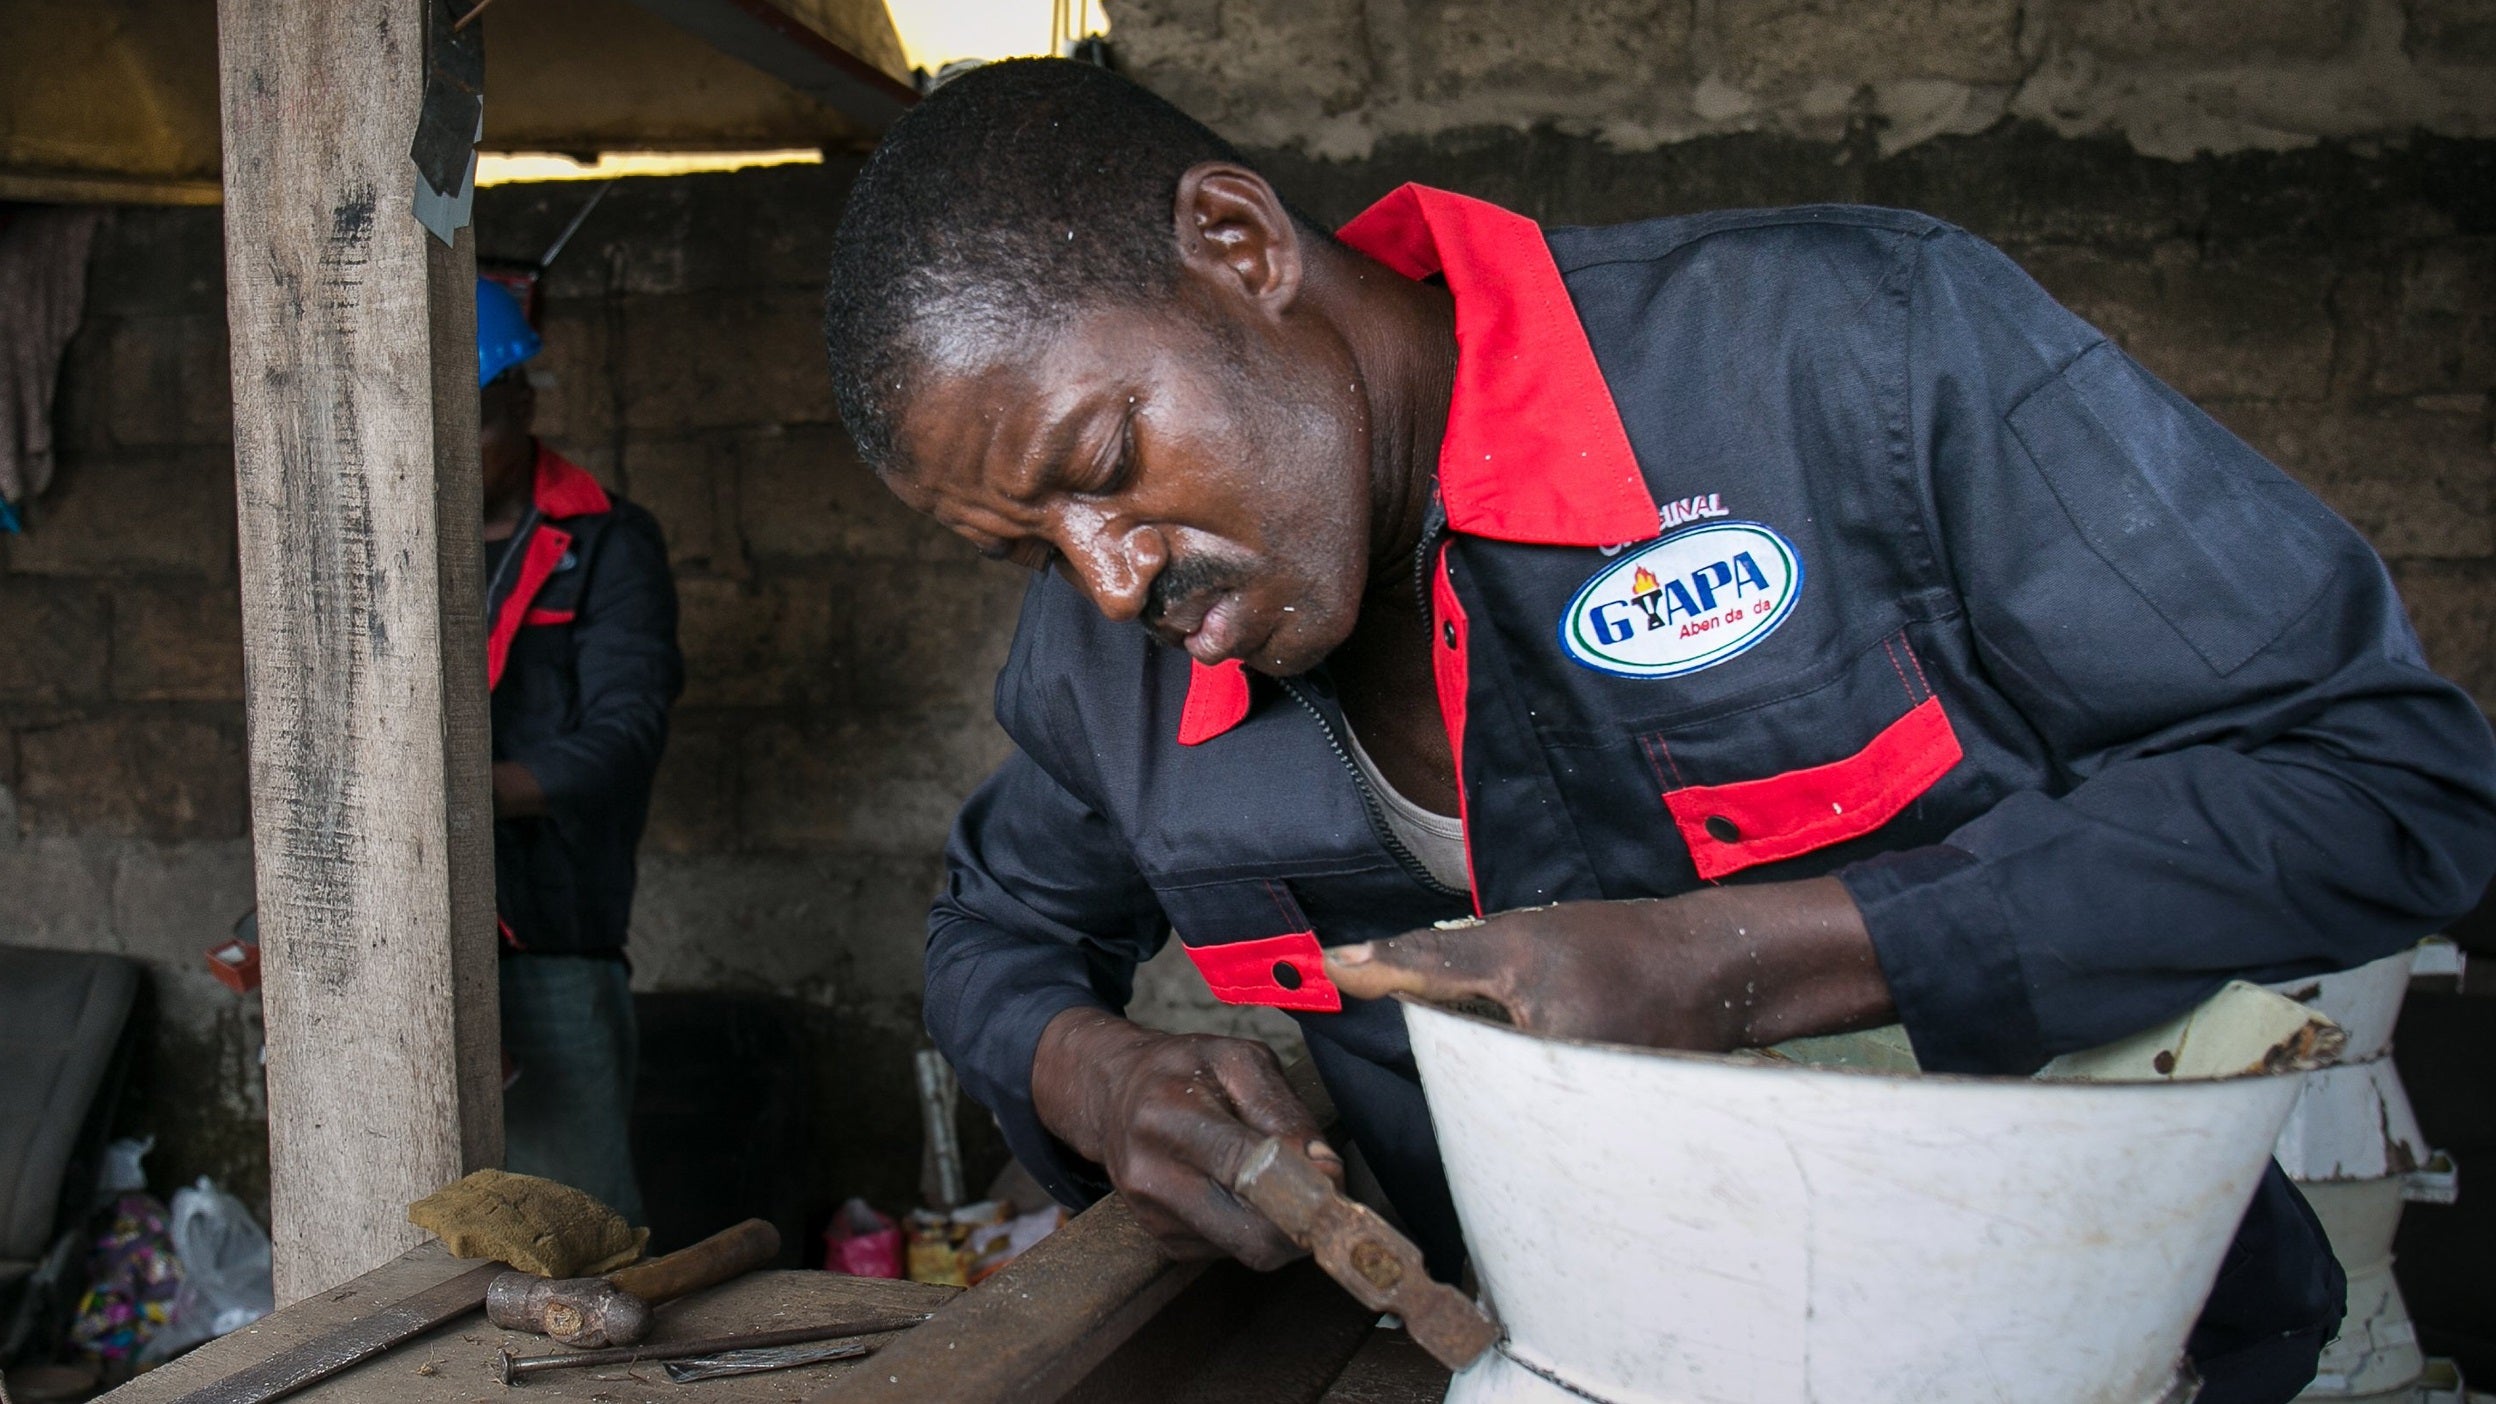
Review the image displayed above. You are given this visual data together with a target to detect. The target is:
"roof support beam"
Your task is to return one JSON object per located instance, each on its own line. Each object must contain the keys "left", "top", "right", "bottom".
{"left": 217, "top": 0, "right": 504, "bottom": 1303}
{"left": 622, "top": 0, "right": 917, "bottom": 133}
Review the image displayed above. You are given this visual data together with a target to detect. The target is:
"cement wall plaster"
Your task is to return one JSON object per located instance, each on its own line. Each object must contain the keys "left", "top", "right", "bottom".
{"left": 1106, "top": 0, "right": 2496, "bottom": 160}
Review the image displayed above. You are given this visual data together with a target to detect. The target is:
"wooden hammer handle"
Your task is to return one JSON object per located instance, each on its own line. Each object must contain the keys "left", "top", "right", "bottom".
{"left": 609, "top": 1218, "right": 780, "bottom": 1305}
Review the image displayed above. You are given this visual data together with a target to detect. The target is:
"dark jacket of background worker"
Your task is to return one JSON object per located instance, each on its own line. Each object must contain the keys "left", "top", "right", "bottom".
{"left": 477, "top": 276, "right": 684, "bottom": 1223}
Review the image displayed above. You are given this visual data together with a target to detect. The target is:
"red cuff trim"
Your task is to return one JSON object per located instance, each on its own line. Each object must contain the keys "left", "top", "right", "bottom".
{"left": 1665, "top": 696, "right": 1963, "bottom": 881}
{"left": 521, "top": 608, "right": 575, "bottom": 627}
{"left": 1177, "top": 658, "right": 1252, "bottom": 746}
{"left": 1182, "top": 932, "right": 1342, "bottom": 1013}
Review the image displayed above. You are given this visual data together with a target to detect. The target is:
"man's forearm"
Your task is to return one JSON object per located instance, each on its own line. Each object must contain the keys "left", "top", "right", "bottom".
{"left": 1326, "top": 876, "right": 1894, "bottom": 1051}
{"left": 1675, "top": 878, "right": 1893, "bottom": 1046}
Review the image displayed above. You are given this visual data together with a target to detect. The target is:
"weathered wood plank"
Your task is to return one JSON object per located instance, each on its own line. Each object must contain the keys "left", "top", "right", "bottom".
{"left": 1315, "top": 1326, "right": 1453, "bottom": 1404}
{"left": 1069, "top": 1256, "right": 1380, "bottom": 1404}
{"left": 216, "top": 0, "right": 501, "bottom": 1304}
{"left": 103, "top": 1243, "right": 960, "bottom": 1403}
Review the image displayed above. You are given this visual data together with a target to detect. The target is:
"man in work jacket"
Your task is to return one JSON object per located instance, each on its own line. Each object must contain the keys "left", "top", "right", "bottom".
{"left": 478, "top": 277, "right": 683, "bottom": 1223}
{"left": 819, "top": 62, "right": 2496, "bottom": 1401}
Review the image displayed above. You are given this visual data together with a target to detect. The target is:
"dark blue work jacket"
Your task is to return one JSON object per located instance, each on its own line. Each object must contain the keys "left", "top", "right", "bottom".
{"left": 487, "top": 445, "right": 682, "bottom": 956}
{"left": 925, "top": 189, "right": 2496, "bottom": 1354}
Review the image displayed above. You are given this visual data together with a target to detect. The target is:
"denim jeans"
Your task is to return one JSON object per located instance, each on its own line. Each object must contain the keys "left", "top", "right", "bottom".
{"left": 500, "top": 953, "right": 645, "bottom": 1225}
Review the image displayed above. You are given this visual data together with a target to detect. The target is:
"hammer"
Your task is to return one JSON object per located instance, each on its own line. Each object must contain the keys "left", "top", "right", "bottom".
{"left": 485, "top": 1217, "right": 780, "bottom": 1348}
{"left": 1230, "top": 1137, "right": 1501, "bottom": 1371}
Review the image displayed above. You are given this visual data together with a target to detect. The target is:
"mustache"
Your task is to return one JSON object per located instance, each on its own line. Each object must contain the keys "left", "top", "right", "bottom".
{"left": 1142, "top": 555, "right": 1247, "bottom": 632}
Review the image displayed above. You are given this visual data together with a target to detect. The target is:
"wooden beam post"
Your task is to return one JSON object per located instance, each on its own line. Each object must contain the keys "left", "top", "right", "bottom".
{"left": 217, "top": 0, "right": 502, "bottom": 1304}
{"left": 621, "top": 0, "right": 917, "bottom": 130}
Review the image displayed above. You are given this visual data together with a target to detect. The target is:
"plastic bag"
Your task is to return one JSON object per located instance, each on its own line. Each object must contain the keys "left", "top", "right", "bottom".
{"left": 141, "top": 1178, "right": 273, "bottom": 1363}
{"left": 95, "top": 1136, "right": 154, "bottom": 1203}
{"left": 821, "top": 1198, "right": 902, "bottom": 1278}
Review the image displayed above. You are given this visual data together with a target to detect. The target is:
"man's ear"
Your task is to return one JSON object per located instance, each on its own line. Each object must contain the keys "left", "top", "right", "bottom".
{"left": 1173, "top": 163, "right": 1302, "bottom": 318}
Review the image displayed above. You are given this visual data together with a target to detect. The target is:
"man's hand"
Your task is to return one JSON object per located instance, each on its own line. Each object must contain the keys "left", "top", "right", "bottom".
{"left": 1030, "top": 1008, "right": 1340, "bottom": 1269}
{"left": 1323, "top": 876, "right": 1894, "bottom": 1051}
{"left": 492, "top": 760, "right": 549, "bottom": 820}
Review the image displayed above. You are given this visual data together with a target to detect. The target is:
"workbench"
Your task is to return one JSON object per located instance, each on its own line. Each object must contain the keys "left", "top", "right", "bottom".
{"left": 99, "top": 1197, "right": 1452, "bottom": 1404}
{"left": 100, "top": 1242, "right": 956, "bottom": 1404}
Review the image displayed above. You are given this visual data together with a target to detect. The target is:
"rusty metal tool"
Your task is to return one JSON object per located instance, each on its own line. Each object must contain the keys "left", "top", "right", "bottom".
{"left": 168, "top": 1261, "right": 505, "bottom": 1404}
{"left": 486, "top": 1217, "right": 781, "bottom": 1348}
{"left": 498, "top": 1314, "right": 931, "bottom": 1385}
{"left": 1231, "top": 1136, "right": 1501, "bottom": 1372}
{"left": 661, "top": 1337, "right": 876, "bottom": 1382}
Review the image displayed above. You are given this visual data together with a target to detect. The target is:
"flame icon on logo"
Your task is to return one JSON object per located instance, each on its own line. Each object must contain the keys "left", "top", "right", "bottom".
{"left": 1630, "top": 565, "right": 1661, "bottom": 596}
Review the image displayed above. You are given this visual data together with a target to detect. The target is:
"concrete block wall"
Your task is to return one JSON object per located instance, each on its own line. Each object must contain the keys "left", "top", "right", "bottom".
{"left": 489, "top": 168, "right": 1307, "bottom": 1170}
{"left": 1107, "top": 0, "right": 2496, "bottom": 159}
{"left": 490, "top": 168, "right": 1019, "bottom": 991}
{"left": 0, "top": 207, "right": 261, "bottom": 1202}
{"left": 3, "top": 100, "right": 2489, "bottom": 1216}
{"left": 0, "top": 165, "right": 1275, "bottom": 1218}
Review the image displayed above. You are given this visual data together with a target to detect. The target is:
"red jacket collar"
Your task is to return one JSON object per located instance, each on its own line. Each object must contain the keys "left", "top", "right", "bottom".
{"left": 1180, "top": 187, "right": 1663, "bottom": 746}
{"left": 531, "top": 442, "right": 611, "bottom": 519}
{"left": 1336, "top": 184, "right": 1662, "bottom": 548}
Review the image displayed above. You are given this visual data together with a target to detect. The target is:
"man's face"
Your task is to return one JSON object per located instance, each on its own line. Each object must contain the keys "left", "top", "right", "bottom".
{"left": 886, "top": 295, "right": 1375, "bottom": 676}
{"left": 479, "top": 373, "right": 536, "bottom": 507}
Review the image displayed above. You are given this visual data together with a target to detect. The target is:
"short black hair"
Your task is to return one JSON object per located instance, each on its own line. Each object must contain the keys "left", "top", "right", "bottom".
{"left": 822, "top": 59, "right": 1249, "bottom": 474}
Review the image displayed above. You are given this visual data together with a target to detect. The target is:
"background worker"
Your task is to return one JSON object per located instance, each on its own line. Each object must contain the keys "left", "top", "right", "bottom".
{"left": 819, "top": 61, "right": 2496, "bottom": 1404}
{"left": 476, "top": 277, "right": 684, "bottom": 1223}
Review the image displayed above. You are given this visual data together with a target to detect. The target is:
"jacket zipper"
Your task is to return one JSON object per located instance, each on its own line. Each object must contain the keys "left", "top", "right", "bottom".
{"left": 1412, "top": 498, "right": 1446, "bottom": 624}
{"left": 1277, "top": 674, "right": 1469, "bottom": 900}
{"left": 483, "top": 504, "right": 542, "bottom": 624}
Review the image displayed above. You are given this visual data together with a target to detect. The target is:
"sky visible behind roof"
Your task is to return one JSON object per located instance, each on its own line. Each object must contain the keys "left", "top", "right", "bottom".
{"left": 884, "top": 0, "right": 1105, "bottom": 71}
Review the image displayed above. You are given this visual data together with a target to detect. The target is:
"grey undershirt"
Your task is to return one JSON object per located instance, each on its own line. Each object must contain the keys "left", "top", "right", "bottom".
{"left": 1342, "top": 722, "right": 1472, "bottom": 891}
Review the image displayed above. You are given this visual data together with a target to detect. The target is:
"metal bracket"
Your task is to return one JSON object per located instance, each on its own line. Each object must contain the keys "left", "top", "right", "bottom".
{"left": 410, "top": 0, "right": 485, "bottom": 244}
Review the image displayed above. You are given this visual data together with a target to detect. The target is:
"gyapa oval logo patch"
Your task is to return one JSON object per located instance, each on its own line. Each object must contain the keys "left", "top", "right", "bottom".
{"left": 1558, "top": 521, "right": 1803, "bottom": 678}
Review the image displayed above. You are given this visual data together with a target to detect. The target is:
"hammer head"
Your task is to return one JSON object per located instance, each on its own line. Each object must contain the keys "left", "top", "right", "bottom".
{"left": 485, "top": 1271, "right": 654, "bottom": 1349}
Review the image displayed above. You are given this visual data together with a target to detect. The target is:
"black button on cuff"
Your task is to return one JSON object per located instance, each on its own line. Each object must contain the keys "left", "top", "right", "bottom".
{"left": 1442, "top": 620, "right": 1459, "bottom": 649}
{"left": 1272, "top": 960, "right": 1304, "bottom": 991}
{"left": 1704, "top": 815, "right": 1741, "bottom": 843}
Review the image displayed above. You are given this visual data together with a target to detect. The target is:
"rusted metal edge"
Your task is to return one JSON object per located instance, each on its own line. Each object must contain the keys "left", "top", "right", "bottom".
{"left": 500, "top": 1314, "right": 933, "bottom": 1383}
{"left": 166, "top": 1263, "right": 501, "bottom": 1404}
{"left": 1231, "top": 1139, "right": 1498, "bottom": 1372}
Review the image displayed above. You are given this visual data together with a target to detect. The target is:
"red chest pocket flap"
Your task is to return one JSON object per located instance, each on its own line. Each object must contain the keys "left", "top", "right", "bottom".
{"left": 1155, "top": 878, "right": 1341, "bottom": 1014}
{"left": 1664, "top": 696, "right": 1963, "bottom": 881}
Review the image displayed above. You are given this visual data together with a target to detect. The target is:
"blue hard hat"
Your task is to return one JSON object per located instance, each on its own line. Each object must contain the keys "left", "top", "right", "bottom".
{"left": 476, "top": 276, "right": 542, "bottom": 387}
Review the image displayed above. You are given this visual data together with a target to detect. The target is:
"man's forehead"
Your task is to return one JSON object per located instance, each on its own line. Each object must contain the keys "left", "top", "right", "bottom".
{"left": 895, "top": 358, "right": 1084, "bottom": 492}
{"left": 891, "top": 306, "right": 1178, "bottom": 484}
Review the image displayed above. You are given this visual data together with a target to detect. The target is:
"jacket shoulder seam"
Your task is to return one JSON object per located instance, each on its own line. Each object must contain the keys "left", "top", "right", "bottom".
{"left": 1551, "top": 205, "right": 1953, "bottom": 275}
